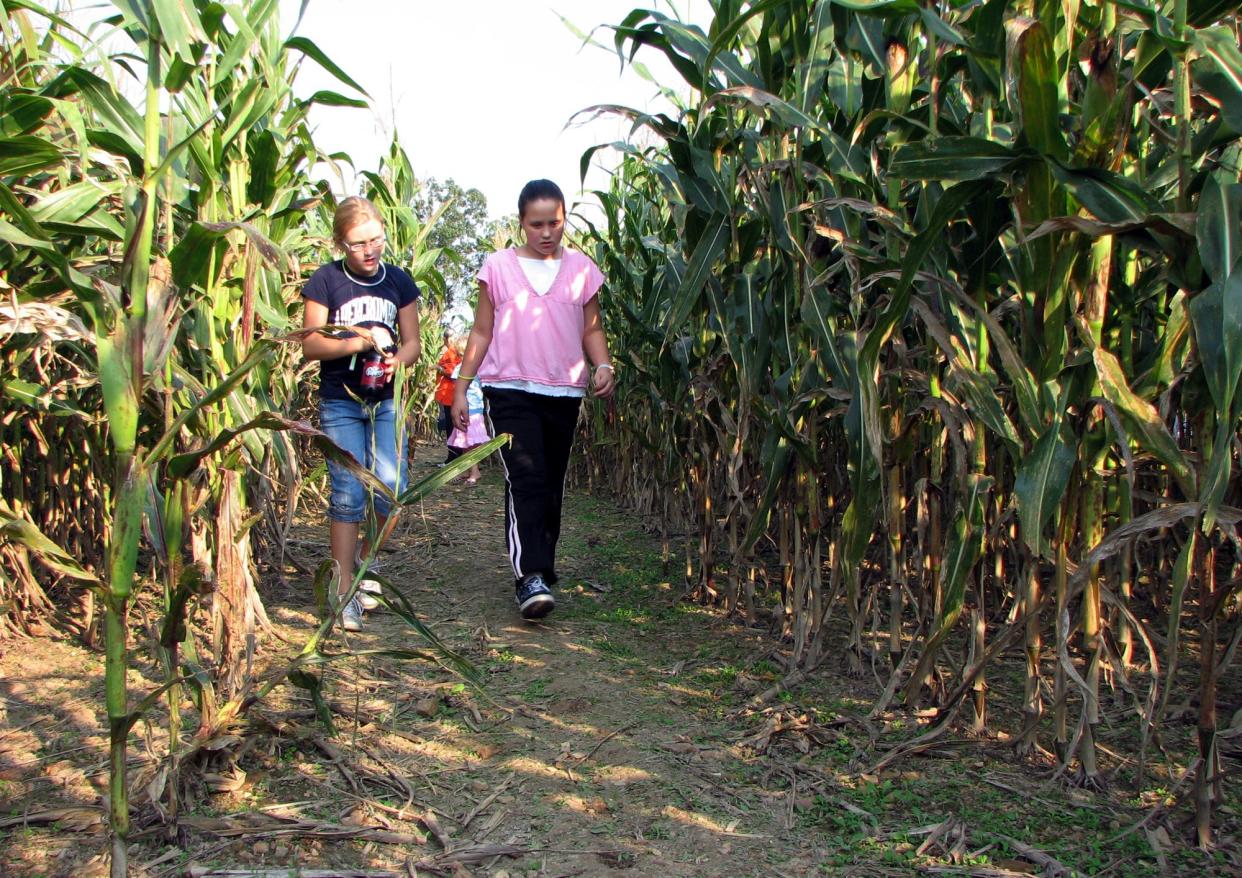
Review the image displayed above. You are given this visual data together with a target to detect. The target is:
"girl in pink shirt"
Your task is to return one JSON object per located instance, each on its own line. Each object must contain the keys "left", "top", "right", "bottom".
{"left": 452, "top": 180, "right": 614, "bottom": 619}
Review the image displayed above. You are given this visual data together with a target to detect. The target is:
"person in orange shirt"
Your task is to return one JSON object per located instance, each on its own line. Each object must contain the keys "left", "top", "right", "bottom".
{"left": 435, "top": 330, "right": 463, "bottom": 465}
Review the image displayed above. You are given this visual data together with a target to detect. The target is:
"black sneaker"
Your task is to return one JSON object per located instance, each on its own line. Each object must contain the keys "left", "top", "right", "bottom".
{"left": 515, "top": 573, "right": 555, "bottom": 619}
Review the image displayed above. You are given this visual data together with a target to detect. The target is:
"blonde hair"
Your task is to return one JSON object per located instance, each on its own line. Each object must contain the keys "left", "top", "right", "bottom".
{"left": 332, "top": 196, "right": 383, "bottom": 248}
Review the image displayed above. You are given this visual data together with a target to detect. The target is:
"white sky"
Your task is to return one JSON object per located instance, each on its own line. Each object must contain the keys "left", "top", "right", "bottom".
{"left": 283, "top": 0, "right": 712, "bottom": 220}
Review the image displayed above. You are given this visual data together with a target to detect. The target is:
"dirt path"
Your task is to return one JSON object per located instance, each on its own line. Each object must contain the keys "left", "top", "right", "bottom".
{"left": 2, "top": 440, "right": 1236, "bottom": 877}
{"left": 0, "top": 441, "right": 819, "bottom": 877}
{"left": 309, "top": 440, "right": 814, "bottom": 876}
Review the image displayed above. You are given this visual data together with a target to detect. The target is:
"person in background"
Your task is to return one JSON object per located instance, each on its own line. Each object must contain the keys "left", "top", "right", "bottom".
{"left": 446, "top": 361, "right": 487, "bottom": 485}
{"left": 434, "top": 329, "right": 462, "bottom": 466}
{"left": 301, "top": 196, "right": 421, "bottom": 632}
{"left": 452, "top": 179, "right": 614, "bottom": 620}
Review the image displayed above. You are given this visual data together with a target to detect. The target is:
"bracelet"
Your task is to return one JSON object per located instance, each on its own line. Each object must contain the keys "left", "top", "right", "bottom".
{"left": 595, "top": 364, "right": 613, "bottom": 372}
{"left": 457, "top": 374, "right": 475, "bottom": 381}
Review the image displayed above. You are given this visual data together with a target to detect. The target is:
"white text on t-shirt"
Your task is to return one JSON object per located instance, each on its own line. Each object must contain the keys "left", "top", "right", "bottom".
{"left": 336, "top": 296, "right": 398, "bottom": 328}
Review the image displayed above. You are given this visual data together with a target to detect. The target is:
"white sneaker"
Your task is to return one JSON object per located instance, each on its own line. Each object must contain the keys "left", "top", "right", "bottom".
{"left": 358, "top": 579, "right": 382, "bottom": 611}
{"left": 340, "top": 596, "right": 364, "bottom": 632}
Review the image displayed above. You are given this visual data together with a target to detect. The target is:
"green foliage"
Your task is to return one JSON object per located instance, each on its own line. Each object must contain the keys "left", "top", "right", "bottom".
{"left": 577, "top": 0, "right": 1242, "bottom": 841}
{"left": 411, "top": 177, "right": 497, "bottom": 304}
{"left": 0, "top": 2, "right": 500, "bottom": 872}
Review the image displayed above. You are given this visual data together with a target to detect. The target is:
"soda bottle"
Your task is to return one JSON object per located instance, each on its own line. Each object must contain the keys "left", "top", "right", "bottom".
{"left": 359, "top": 351, "right": 387, "bottom": 393}
{"left": 358, "top": 326, "right": 397, "bottom": 395}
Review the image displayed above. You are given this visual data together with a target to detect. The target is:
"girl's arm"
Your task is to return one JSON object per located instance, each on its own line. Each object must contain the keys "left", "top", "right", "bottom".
{"left": 301, "top": 300, "right": 373, "bottom": 361}
{"left": 582, "top": 298, "right": 614, "bottom": 398}
{"left": 452, "top": 284, "right": 495, "bottom": 429}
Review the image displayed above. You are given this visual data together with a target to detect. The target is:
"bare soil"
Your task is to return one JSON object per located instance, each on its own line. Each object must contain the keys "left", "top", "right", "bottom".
{"left": 1, "top": 441, "right": 1239, "bottom": 877}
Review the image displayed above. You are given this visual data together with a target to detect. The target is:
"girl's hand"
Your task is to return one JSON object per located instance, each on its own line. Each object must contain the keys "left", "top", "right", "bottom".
{"left": 592, "top": 365, "right": 615, "bottom": 398}
{"left": 366, "top": 326, "right": 398, "bottom": 381}
{"left": 451, "top": 389, "right": 469, "bottom": 431}
{"left": 370, "top": 325, "right": 395, "bottom": 353}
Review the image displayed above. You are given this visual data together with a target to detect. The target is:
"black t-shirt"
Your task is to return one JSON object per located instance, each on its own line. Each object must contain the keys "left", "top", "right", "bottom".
{"left": 301, "top": 260, "right": 420, "bottom": 400}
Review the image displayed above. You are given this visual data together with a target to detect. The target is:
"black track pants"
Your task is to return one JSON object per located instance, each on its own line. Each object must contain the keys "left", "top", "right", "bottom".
{"left": 483, "top": 388, "right": 582, "bottom": 582}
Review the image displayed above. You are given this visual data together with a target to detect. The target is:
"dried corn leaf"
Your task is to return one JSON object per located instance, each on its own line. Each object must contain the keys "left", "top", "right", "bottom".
{"left": 419, "top": 810, "right": 452, "bottom": 848}
{"left": 180, "top": 813, "right": 423, "bottom": 845}
{"left": 203, "top": 767, "right": 248, "bottom": 793}
{"left": 0, "top": 807, "right": 104, "bottom": 832}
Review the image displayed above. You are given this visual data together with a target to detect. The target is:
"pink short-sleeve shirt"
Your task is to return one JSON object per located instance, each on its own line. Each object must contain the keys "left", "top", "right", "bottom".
{"left": 476, "top": 248, "right": 605, "bottom": 389}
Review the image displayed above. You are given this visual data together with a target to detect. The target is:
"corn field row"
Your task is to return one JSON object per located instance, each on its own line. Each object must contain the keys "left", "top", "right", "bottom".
{"left": 573, "top": 0, "right": 1242, "bottom": 848}
{"left": 2, "top": 0, "right": 1241, "bottom": 870}
{"left": 0, "top": 2, "right": 476, "bottom": 873}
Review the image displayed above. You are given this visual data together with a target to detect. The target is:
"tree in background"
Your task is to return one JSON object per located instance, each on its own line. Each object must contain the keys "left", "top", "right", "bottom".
{"left": 413, "top": 178, "right": 497, "bottom": 306}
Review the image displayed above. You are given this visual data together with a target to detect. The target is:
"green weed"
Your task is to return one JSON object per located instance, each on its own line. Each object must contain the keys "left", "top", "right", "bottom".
{"left": 521, "top": 679, "right": 550, "bottom": 700}
{"left": 591, "top": 636, "right": 636, "bottom": 659}
{"left": 644, "top": 820, "right": 673, "bottom": 840}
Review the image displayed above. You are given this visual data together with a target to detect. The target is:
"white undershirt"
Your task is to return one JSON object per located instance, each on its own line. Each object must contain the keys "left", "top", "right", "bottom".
{"left": 516, "top": 256, "right": 561, "bottom": 295}
{"left": 483, "top": 256, "right": 583, "bottom": 398}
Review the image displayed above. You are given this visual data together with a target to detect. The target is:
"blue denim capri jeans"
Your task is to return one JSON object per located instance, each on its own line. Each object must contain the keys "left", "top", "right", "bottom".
{"left": 320, "top": 397, "right": 406, "bottom": 523}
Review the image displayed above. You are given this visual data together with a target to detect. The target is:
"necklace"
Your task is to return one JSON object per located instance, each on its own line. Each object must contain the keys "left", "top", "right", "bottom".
{"left": 342, "top": 260, "right": 387, "bottom": 287}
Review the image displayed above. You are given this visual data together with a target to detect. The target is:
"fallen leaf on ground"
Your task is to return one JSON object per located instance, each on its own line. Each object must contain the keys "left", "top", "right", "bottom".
{"left": 415, "top": 697, "right": 440, "bottom": 718}
{"left": 658, "top": 742, "right": 700, "bottom": 754}
{"left": 0, "top": 807, "right": 104, "bottom": 832}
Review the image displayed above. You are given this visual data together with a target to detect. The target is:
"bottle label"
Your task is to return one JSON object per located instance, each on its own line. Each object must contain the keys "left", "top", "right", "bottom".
{"left": 360, "top": 355, "right": 385, "bottom": 391}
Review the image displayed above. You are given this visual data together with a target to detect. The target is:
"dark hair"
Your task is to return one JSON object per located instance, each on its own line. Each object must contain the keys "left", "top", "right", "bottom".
{"left": 518, "top": 179, "right": 565, "bottom": 219}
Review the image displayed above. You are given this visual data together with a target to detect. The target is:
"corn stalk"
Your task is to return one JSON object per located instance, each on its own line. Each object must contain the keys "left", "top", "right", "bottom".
{"left": 580, "top": 0, "right": 1242, "bottom": 841}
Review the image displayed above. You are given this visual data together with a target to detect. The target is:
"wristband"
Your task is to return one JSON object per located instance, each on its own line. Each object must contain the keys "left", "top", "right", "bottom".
{"left": 595, "top": 364, "right": 613, "bottom": 372}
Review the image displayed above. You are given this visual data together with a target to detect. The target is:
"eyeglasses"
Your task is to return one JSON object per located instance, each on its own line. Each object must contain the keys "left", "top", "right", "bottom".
{"left": 344, "top": 235, "right": 386, "bottom": 253}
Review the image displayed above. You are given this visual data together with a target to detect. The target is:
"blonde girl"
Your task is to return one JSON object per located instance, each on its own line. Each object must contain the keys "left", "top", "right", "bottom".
{"left": 302, "top": 196, "right": 421, "bottom": 631}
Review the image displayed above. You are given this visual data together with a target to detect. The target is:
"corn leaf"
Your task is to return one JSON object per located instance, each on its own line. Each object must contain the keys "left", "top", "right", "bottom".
{"left": 396, "top": 435, "right": 510, "bottom": 506}
{"left": 50, "top": 68, "right": 144, "bottom": 158}
{"left": 1191, "top": 26, "right": 1242, "bottom": 134}
{"left": 945, "top": 361, "right": 1023, "bottom": 457}
{"left": 0, "top": 134, "right": 63, "bottom": 175}
{"left": 1048, "top": 163, "right": 1160, "bottom": 223}
{"left": 367, "top": 576, "right": 480, "bottom": 684}
{"left": 288, "top": 669, "right": 335, "bottom": 734}
{"left": 1196, "top": 178, "right": 1242, "bottom": 286}
{"left": 1092, "top": 344, "right": 1196, "bottom": 496}
{"left": 1014, "top": 416, "right": 1075, "bottom": 557}
{"left": 1006, "top": 17, "right": 1068, "bottom": 162}
{"left": 740, "top": 430, "right": 792, "bottom": 555}
{"left": 170, "top": 220, "right": 287, "bottom": 289}
{"left": 662, "top": 213, "right": 729, "bottom": 343}
{"left": 0, "top": 502, "right": 102, "bottom": 585}
{"left": 799, "top": 0, "right": 835, "bottom": 111}
{"left": 151, "top": 0, "right": 207, "bottom": 65}
{"left": 935, "top": 473, "right": 991, "bottom": 639}
{"left": 833, "top": 0, "right": 920, "bottom": 11}
{"left": 890, "top": 137, "right": 1026, "bottom": 181}
{"left": 303, "top": 89, "right": 369, "bottom": 110}
{"left": 284, "top": 35, "right": 369, "bottom": 97}
{"left": 903, "top": 472, "right": 992, "bottom": 702}
{"left": 1190, "top": 179, "right": 1242, "bottom": 506}
{"left": 1159, "top": 532, "right": 1197, "bottom": 719}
